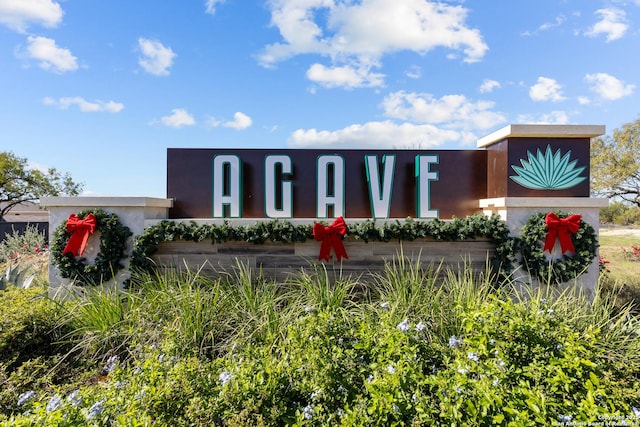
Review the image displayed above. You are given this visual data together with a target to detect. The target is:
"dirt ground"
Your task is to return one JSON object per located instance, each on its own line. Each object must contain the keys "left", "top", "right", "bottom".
{"left": 599, "top": 226, "right": 640, "bottom": 237}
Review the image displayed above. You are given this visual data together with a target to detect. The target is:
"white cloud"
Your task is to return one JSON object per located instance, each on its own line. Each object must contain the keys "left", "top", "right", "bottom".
{"left": 225, "top": 112, "right": 253, "bottom": 130}
{"left": 0, "top": 0, "right": 63, "bottom": 32}
{"left": 479, "top": 79, "right": 500, "bottom": 94}
{"left": 287, "top": 121, "right": 463, "bottom": 148}
{"left": 577, "top": 96, "right": 590, "bottom": 105}
{"left": 43, "top": 96, "right": 124, "bottom": 112}
{"left": 138, "top": 38, "right": 176, "bottom": 76}
{"left": 381, "top": 91, "right": 506, "bottom": 130}
{"left": 515, "top": 111, "right": 570, "bottom": 125}
{"left": 306, "top": 63, "right": 385, "bottom": 88}
{"left": 585, "top": 72, "right": 635, "bottom": 100}
{"left": 259, "top": 0, "right": 487, "bottom": 88}
{"left": 288, "top": 88, "right": 508, "bottom": 149}
{"left": 207, "top": 112, "right": 253, "bottom": 130}
{"left": 522, "top": 15, "right": 567, "bottom": 36}
{"left": 22, "top": 36, "right": 77, "bottom": 73}
{"left": 205, "top": 0, "right": 225, "bottom": 15}
{"left": 161, "top": 109, "right": 195, "bottom": 127}
{"left": 405, "top": 65, "right": 422, "bottom": 79}
{"left": 529, "top": 77, "right": 566, "bottom": 102}
{"left": 539, "top": 15, "right": 566, "bottom": 32}
{"left": 585, "top": 8, "right": 628, "bottom": 41}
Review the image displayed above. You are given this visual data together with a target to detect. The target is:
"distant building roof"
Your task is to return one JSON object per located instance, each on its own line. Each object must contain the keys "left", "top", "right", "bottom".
{"left": 1, "top": 201, "right": 49, "bottom": 222}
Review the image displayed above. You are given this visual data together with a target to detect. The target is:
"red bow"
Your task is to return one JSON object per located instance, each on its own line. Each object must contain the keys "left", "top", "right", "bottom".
{"left": 313, "top": 217, "right": 349, "bottom": 262}
{"left": 543, "top": 212, "right": 581, "bottom": 255}
{"left": 62, "top": 213, "right": 97, "bottom": 257}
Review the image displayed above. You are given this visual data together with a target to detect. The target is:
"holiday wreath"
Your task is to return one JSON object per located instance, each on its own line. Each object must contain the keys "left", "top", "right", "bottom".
{"left": 518, "top": 210, "right": 598, "bottom": 284}
{"left": 52, "top": 209, "right": 132, "bottom": 286}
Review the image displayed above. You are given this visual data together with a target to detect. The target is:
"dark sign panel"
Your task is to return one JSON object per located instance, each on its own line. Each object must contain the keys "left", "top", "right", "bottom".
{"left": 486, "top": 137, "right": 591, "bottom": 198}
{"left": 167, "top": 149, "right": 488, "bottom": 219}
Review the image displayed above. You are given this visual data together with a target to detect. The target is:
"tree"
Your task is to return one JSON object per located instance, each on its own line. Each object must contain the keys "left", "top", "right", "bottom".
{"left": 591, "top": 117, "right": 640, "bottom": 206}
{"left": 0, "top": 151, "right": 83, "bottom": 222}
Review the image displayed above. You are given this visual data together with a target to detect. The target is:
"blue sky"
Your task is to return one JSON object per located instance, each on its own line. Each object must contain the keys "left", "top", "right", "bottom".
{"left": 1, "top": 0, "right": 638, "bottom": 198}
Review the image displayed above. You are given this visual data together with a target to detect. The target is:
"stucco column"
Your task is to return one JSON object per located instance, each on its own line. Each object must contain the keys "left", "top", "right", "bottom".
{"left": 477, "top": 124, "right": 608, "bottom": 294}
{"left": 40, "top": 197, "right": 173, "bottom": 294}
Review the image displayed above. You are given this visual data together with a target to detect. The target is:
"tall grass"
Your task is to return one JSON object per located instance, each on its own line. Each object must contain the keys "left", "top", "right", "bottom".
{"left": 57, "top": 286, "right": 134, "bottom": 362}
{"left": 286, "top": 262, "right": 360, "bottom": 315}
{"left": 132, "top": 263, "right": 231, "bottom": 358}
{"left": 52, "top": 253, "right": 640, "bottom": 374}
{"left": 221, "top": 260, "right": 294, "bottom": 345}
{"left": 371, "top": 251, "right": 442, "bottom": 313}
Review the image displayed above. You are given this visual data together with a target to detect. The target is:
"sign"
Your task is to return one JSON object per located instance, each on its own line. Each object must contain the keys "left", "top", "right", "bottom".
{"left": 167, "top": 149, "right": 487, "bottom": 219}
{"left": 166, "top": 138, "right": 590, "bottom": 220}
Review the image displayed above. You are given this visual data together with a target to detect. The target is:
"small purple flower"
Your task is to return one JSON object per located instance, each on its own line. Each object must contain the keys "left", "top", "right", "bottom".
{"left": 558, "top": 414, "right": 572, "bottom": 423}
{"left": 102, "top": 355, "right": 119, "bottom": 374}
{"left": 380, "top": 301, "right": 390, "bottom": 310}
{"left": 219, "top": 371, "right": 233, "bottom": 386}
{"left": 448, "top": 335, "right": 463, "bottom": 347}
{"left": 416, "top": 321, "right": 427, "bottom": 332}
{"left": 17, "top": 391, "right": 36, "bottom": 406}
{"left": 397, "top": 319, "right": 410, "bottom": 332}
{"left": 67, "top": 389, "right": 82, "bottom": 407}
{"left": 302, "top": 404, "right": 314, "bottom": 420}
{"left": 46, "top": 395, "right": 62, "bottom": 413}
{"left": 467, "top": 352, "right": 479, "bottom": 362}
{"left": 87, "top": 400, "right": 104, "bottom": 419}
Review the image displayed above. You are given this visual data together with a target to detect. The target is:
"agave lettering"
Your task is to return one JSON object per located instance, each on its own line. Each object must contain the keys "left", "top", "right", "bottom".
{"left": 510, "top": 146, "right": 586, "bottom": 190}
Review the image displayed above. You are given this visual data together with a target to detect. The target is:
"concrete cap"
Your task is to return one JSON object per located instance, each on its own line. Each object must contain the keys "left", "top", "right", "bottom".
{"left": 477, "top": 124, "right": 606, "bottom": 148}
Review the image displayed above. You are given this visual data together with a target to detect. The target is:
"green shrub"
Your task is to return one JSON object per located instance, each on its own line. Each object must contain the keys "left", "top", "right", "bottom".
{"left": 8, "top": 284, "right": 640, "bottom": 426}
{"left": 0, "top": 288, "right": 65, "bottom": 370}
{"left": 4, "top": 265, "right": 640, "bottom": 426}
{"left": 0, "top": 287, "right": 83, "bottom": 418}
{"left": 0, "top": 225, "right": 47, "bottom": 265}
{"left": 601, "top": 202, "right": 640, "bottom": 225}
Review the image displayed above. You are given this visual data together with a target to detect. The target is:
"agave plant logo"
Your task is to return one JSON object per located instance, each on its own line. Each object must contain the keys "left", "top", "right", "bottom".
{"left": 510, "top": 145, "right": 586, "bottom": 190}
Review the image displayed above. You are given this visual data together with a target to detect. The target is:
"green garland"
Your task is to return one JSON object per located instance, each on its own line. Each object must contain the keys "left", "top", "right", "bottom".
{"left": 51, "top": 209, "right": 132, "bottom": 286}
{"left": 130, "top": 214, "right": 515, "bottom": 277}
{"left": 48, "top": 208, "right": 600, "bottom": 287}
{"left": 518, "top": 211, "right": 598, "bottom": 284}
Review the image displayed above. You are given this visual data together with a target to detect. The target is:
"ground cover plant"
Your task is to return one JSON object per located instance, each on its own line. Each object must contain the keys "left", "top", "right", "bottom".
{"left": 1, "top": 226, "right": 640, "bottom": 425}
{"left": 1, "top": 258, "right": 639, "bottom": 426}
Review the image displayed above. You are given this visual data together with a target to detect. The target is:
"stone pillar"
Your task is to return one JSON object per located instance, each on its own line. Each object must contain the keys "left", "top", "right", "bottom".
{"left": 40, "top": 197, "right": 173, "bottom": 294}
{"left": 477, "top": 124, "right": 608, "bottom": 294}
